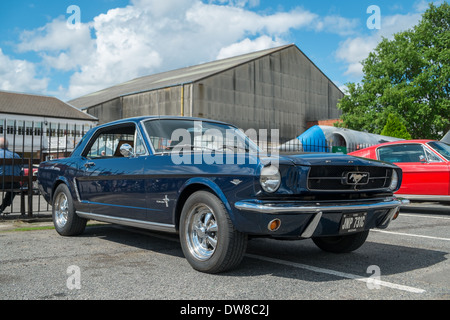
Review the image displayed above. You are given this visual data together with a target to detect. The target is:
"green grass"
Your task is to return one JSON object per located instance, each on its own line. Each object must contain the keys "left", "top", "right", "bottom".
{"left": 1, "top": 222, "right": 106, "bottom": 233}
{"left": 8, "top": 225, "right": 55, "bottom": 232}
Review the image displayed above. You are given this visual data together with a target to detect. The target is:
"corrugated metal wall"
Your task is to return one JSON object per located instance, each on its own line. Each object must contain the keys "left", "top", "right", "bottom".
{"left": 122, "top": 85, "right": 192, "bottom": 118}
{"left": 87, "top": 98, "right": 122, "bottom": 124}
{"left": 192, "top": 46, "right": 342, "bottom": 140}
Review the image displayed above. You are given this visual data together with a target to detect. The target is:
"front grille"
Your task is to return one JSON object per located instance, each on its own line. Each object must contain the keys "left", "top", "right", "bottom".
{"left": 307, "top": 166, "right": 393, "bottom": 191}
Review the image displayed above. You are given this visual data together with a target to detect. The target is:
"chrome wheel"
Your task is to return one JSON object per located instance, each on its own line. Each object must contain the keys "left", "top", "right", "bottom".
{"left": 185, "top": 204, "right": 218, "bottom": 261}
{"left": 180, "top": 191, "right": 248, "bottom": 273}
{"left": 52, "top": 184, "right": 87, "bottom": 236}
{"left": 54, "top": 192, "right": 69, "bottom": 229}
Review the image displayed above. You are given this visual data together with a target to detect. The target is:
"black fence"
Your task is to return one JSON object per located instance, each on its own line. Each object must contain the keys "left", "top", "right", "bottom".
{"left": 0, "top": 119, "right": 93, "bottom": 217}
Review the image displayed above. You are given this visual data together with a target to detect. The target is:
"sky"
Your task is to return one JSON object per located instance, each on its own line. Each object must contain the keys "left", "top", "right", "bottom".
{"left": 0, "top": 0, "right": 443, "bottom": 102}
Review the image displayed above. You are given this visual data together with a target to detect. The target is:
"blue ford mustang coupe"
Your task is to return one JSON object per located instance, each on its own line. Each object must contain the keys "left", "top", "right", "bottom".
{"left": 38, "top": 116, "right": 408, "bottom": 273}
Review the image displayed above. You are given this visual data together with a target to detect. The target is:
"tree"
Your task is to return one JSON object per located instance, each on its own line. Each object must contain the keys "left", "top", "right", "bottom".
{"left": 337, "top": 2, "right": 449, "bottom": 140}
{"left": 380, "top": 113, "right": 412, "bottom": 139}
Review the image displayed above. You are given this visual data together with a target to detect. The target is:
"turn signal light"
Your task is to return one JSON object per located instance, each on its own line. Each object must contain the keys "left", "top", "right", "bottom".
{"left": 268, "top": 219, "right": 281, "bottom": 231}
{"left": 393, "top": 208, "right": 400, "bottom": 220}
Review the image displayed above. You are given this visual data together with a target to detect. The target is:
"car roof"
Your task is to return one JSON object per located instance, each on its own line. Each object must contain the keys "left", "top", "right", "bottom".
{"left": 96, "top": 116, "right": 234, "bottom": 128}
{"left": 349, "top": 139, "right": 439, "bottom": 156}
{"left": 74, "top": 116, "right": 238, "bottom": 157}
{"left": 363, "top": 139, "right": 437, "bottom": 150}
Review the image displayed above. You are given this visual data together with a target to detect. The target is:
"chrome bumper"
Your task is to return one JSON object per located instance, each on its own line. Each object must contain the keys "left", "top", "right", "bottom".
{"left": 396, "top": 194, "right": 450, "bottom": 202}
{"left": 234, "top": 197, "right": 409, "bottom": 238}
{"left": 234, "top": 198, "right": 410, "bottom": 214}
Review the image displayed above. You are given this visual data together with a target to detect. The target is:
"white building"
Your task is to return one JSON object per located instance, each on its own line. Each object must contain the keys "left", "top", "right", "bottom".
{"left": 0, "top": 90, "right": 98, "bottom": 157}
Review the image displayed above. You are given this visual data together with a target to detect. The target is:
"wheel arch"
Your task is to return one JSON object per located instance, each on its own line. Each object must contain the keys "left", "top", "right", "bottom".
{"left": 51, "top": 177, "right": 73, "bottom": 204}
{"left": 174, "top": 178, "right": 233, "bottom": 232}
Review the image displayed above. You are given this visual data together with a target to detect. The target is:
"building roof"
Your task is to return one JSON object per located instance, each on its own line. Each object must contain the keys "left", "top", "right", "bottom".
{"left": 68, "top": 44, "right": 297, "bottom": 110}
{"left": 0, "top": 90, "right": 98, "bottom": 121}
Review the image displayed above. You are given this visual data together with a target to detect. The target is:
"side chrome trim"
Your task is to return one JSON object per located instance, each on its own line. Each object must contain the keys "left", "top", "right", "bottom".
{"left": 73, "top": 178, "right": 82, "bottom": 203}
{"left": 396, "top": 194, "right": 450, "bottom": 202}
{"left": 76, "top": 211, "right": 177, "bottom": 233}
{"left": 234, "top": 198, "right": 410, "bottom": 214}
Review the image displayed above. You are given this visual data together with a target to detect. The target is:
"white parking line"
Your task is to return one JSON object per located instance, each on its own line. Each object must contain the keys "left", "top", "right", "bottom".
{"left": 123, "top": 225, "right": 428, "bottom": 294}
{"left": 372, "top": 229, "right": 450, "bottom": 241}
{"left": 246, "top": 254, "right": 426, "bottom": 294}
{"left": 400, "top": 213, "right": 450, "bottom": 220}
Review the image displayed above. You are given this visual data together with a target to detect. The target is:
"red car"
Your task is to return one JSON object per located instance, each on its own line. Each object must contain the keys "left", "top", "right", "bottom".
{"left": 349, "top": 140, "right": 450, "bottom": 202}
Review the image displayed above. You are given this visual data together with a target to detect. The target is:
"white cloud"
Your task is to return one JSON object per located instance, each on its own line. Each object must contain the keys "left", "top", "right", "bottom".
{"left": 17, "top": 17, "right": 95, "bottom": 72}
{"left": 65, "top": 6, "right": 163, "bottom": 99}
{"left": 130, "top": 0, "right": 193, "bottom": 16}
{"left": 0, "top": 48, "right": 48, "bottom": 93}
{"left": 315, "top": 15, "right": 359, "bottom": 36}
{"left": 217, "top": 36, "right": 285, "bottom": 59}
{"left": 413, "top": 0, "right": 444, "bottom": 12}
{"left": 208, "top": 0, "right": 260, "bottom": 8}
{"left": 18, "top": 18, "right": 92, "bottom": 53}
{"left": 336, "top": 12, "right": 423, "bottom": 79}
{"left": 335, "top": 36, "right": 377, "bottom": 78}
{"left": 12, "top": 0, "right": 364, "bottom": 100}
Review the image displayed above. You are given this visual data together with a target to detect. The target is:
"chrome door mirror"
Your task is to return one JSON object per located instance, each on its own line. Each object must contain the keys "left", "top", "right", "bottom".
{"left": 419, "top": 155, "right": 427, "bottom": 163}
{"left": 120, "top": 143, "right": 135, "bottom": 158}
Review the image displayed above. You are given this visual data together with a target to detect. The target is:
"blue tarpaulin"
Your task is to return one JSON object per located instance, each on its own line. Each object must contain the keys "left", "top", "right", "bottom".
{"left": 280, "top": 125, "right": 403, "bottom": 153}
{"left": 296, "top": 126, "right": 328, "bottom": 152}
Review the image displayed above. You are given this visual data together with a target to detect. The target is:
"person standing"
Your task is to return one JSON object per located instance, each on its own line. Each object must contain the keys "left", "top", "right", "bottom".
{"left": 0, "top": 137, "right": 22, "bottom": 215}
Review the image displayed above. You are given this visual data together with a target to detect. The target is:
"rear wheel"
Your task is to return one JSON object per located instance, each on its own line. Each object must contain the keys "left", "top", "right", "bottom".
{"left": 52, "top": 184, "right": 87, "bottom": 236}
{"left": 179, "top": 191, "right": 247, "bottom": 273}
{"left": 312, "top": 230, "right": 369, "bottom": 253}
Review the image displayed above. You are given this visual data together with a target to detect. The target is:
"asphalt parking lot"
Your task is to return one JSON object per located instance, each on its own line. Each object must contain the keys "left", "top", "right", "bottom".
{"left": 0, "top": 203, "right": 449, "bottom": 306}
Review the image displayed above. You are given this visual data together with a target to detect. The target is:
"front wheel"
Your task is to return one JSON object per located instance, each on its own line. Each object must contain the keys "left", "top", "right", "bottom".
{"left": 52, "top": 184, "right": 87, "bottom": 236}
{"left": 179, "top": 191, "right": 247, "bottom": 273}
{"left": 312, "top": 230, "right": 369, "bottom": 253}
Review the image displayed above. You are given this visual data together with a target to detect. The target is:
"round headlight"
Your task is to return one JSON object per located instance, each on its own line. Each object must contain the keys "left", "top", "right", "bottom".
{"left": 260, "top": 165, "right": 281, "bottom": 193}
{"left": 389, "top": 170, "right": 399, "bottom": 191}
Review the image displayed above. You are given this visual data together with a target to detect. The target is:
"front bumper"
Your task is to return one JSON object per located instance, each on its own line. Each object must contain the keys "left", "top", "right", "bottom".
{"left": 233, "top": 197, "right": 409, "bottom": 238}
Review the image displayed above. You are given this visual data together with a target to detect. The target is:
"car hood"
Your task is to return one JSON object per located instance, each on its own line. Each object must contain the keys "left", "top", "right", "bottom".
{"left": 262, "top": 152, "right": 390, "bottom": 167}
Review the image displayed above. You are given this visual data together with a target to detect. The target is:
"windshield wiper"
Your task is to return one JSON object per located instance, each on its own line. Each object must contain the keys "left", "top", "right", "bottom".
{"left": 220, "top": 144, "right": 250, "bottom": 152}
{"left": 162, "top": 144, "right": 250, "bottom": 153}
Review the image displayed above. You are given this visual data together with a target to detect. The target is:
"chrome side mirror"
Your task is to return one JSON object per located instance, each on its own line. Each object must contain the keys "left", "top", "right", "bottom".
{"left": 120, "top": 144, "right": 135, "bottom": 158}
{"left": 419, "top": 155, "right": 427, "bottom": 163}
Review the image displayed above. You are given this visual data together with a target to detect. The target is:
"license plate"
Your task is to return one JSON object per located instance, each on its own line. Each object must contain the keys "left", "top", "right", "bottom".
{"left": 339, "top": 212, "right": 367, "bottom": 234}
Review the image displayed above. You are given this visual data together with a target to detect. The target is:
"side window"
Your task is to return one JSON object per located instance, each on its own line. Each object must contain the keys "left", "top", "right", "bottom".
{"left": 87, "top": 132, "right": 115, "bottom": 158}
{"left": 378, "top": 144, "right": 426, "bottom": 163}
{"left": 84, "top": 124, "right": 146, "bottom": 159}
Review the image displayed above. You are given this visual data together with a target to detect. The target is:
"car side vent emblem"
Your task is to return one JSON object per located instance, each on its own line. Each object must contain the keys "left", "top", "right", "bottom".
{"left": 231, "top": 179, "right": 242, "bottom": 186}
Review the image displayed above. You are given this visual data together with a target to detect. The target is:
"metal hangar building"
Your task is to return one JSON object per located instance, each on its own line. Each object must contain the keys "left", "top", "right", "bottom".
{"left": 68, "top": 44, "right": 344, "bottom": 142}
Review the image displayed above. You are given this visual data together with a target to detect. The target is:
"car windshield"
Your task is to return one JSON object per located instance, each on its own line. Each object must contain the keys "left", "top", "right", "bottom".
{"left": 427, "top": 141, "right": 450, "bottom": 160}
{"left": 143, "top": 119, "right": 260, "bottom": 154}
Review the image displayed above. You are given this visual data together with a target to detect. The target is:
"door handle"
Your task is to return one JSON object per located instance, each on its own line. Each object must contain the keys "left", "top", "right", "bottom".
{"left": 84, "top": 162, "right": 95, "bottom": 169}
